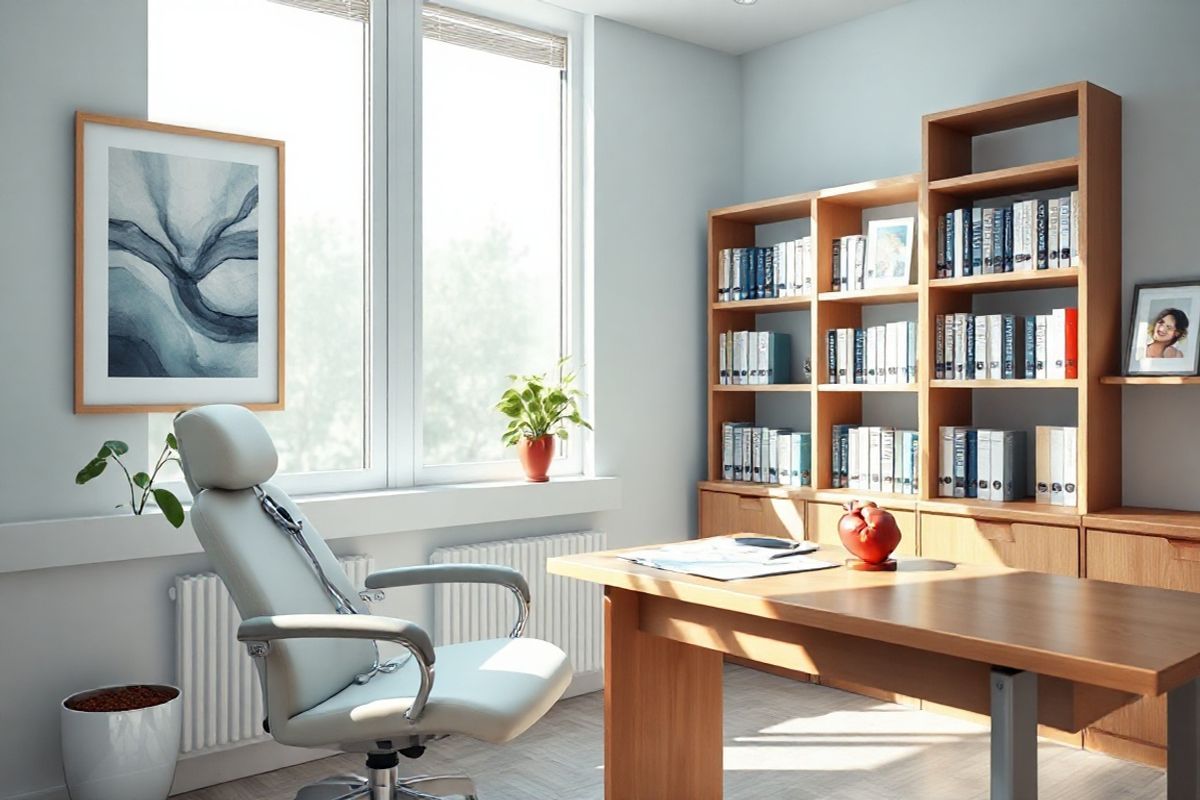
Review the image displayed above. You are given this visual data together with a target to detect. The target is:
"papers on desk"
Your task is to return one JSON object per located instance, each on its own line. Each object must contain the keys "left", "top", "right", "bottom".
{"left": 618, "top": 538, "right": 839, "bottom": 581}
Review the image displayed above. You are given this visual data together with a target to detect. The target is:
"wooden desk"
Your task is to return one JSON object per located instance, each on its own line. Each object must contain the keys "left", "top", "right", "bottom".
{"left": 548, "top": 542, "right": 1200, "bottom": 800}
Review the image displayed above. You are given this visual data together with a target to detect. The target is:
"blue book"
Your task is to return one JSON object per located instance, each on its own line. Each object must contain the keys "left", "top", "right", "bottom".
{"left": 1003, "top": 207, "right": 1014, "bottom": 272}
{"left": 831, "top": 238, "right": 842, "bottom": 292}
{"left": 826, "top": 329, "right": 837, "bottom": 383}
{"left": 1002, "top": 315, "right": 1016, "bottom": 379}
{"left": 796, "top": 432, "right": 812, "bottom": 487}
{"left": 943, "top": 212, "right": 954, "bottom": 277}
{"left": 1023, "top": 315, "right": 1037, "bottom": 379}
{"left": 965, "top": 315, "right": 976, "bottom": 380}
{"left": 970, "top": 208, "right": 983, "bottom": 275}
{"left": 830, "top": 425, "right": 844, "bottom": 488}
{"left": 966, "top": 429, "right": 978, "bottom": 498}
{"left": 991, "top": 208, "right": 1004, "bottom": 274}
{"left": 764, "top": 246, "right": 775, "bottom": 299}
{"left": 854, "top": 328, "right": 866, "bottom": 383}
{"left": 754, "top": 247, "right": 765, "bottom": 299}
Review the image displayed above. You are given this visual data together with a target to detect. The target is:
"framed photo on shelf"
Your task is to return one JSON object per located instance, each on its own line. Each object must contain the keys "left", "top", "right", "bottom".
{"left": 864, "top": 217, "right": 915, "bottom": 289}
{"left": 1124, "top": 280, "right": 1200, "bottom": 376}
{"left": 75, "top": 112, "right": 285, "bottom": 413}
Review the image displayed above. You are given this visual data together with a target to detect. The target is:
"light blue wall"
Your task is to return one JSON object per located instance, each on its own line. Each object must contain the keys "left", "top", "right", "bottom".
{"left": 741, "top": 0, "right": 1200, "bottom": 510}
{"left": 0, "top": 5, "right": 742, "bottom": 798}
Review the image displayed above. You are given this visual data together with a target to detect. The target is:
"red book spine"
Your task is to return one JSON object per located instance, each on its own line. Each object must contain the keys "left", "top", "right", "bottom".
{"left": 1064, "top": 307, "right": 1079, "bottom": 379}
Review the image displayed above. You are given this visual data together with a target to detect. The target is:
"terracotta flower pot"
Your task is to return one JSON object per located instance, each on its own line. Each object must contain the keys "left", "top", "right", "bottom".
{"left": 517, "top": 435, "right": 555, "bottom": 482}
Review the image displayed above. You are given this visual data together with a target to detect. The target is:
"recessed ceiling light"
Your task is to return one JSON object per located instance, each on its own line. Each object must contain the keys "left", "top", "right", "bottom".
{"left": 733, "top": 0, "right": 758, "bottom": 5}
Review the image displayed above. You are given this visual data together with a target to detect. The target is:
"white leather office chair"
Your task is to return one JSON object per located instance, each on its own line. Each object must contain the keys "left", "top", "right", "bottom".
{"left": 175, "top": 405, "right": 572, "bottom": 800}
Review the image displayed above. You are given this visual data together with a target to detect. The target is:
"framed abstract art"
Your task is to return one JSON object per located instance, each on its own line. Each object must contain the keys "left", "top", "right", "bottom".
{"left": 75, "top": 112, "right": 284, "bottom": 413}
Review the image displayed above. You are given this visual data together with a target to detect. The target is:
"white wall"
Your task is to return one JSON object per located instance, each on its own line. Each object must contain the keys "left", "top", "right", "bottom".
{"left": 0, "top": 4, "right": 741, "bottom": 799}
{"left": 741, "top": 0, "right": 1200, "bottom": 511}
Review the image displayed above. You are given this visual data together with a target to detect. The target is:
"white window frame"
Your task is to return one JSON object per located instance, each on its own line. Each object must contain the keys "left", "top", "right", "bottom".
{"left": 409, "top": 0, "right": 589, "bottom": 486}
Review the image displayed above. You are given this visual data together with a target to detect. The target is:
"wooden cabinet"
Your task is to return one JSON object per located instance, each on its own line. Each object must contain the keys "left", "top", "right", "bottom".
{"left": 698, "top": 489, "right": 805, "bottom": 540}
{"left": 807, "top": 501, "right": 917, "bottom": 556}
{"left": 1084, "top": 528, "right": 1200, "bottom": 763}
{"left": 919, "top": 514, "right": 1079, "bottom": 577}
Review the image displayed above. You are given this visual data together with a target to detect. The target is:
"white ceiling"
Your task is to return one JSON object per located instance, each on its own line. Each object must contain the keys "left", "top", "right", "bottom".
{"left": 543, "top": 0, "right": 912, "bottom": 55}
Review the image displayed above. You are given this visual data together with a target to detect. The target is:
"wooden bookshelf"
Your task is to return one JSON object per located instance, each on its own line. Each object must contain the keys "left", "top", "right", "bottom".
{"left": 1100, "top": 375, "right": 1200, "bottom": 385}
{"left": 930, "top": 266, "right": 1079, "bottom": 293}
{"left": 817, "top": 285, "right": 918, "bottom": 305}
{"left": 930, "top": 378, "right": 1078, "bottom": 390}
{"left": 818, "top": 383, "right": 917, "bottom": 393}
{"left": 712, "top": 384, "right": 811, "bottom": 393}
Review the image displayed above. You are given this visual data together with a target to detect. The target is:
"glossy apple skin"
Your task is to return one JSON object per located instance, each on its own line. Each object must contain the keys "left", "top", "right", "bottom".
{"left": 837, "top": 501, "right": 902, "bottom": 564}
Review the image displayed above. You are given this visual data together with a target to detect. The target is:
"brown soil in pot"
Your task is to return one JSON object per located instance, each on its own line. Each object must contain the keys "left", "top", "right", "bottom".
{"left": 65, "top": 685, "right": 178, "bottom": 713}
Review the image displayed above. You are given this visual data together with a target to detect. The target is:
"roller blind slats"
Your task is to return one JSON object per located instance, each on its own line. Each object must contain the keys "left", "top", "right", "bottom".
{"left": 423, "top": 3, "right": 566, "bottom": 70}
{"left": 266, "top": 0, "right": 368, "bottom": 23}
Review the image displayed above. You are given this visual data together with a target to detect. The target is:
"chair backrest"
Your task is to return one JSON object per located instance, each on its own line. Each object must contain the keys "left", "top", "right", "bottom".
{"left": 175, "top": 405, "right": 375, "bottom": 722}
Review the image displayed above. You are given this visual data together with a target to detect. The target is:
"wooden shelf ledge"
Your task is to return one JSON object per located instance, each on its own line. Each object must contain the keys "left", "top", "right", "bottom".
{"left": 817, "top": 285, "right": 918, "bottom": 305}
{"left": 712, "top": 384, "right": 812, "bottom": 393}
{"left": 712, "top": 295, "right": 811, "bottom": 312}
{"left": 698, "top": 480, "right": 813, "bottom": 500}
{"left": 919, "top": 497, "right": 1081, "bottom": 526}
{"left": 818, "top": 383, "right": 918, "bottom": 393}
{"left": 931, "top": 378, "right": 1078, "bottom": 389}
{"left": 1100, "top": 376, "right": 1200, "bottom": 385}
{"left": 929, "top": 157, "right": 1078, "bottom": 199}
{"left": 811, "top": 488, "right": 919, "bottom": 511}
{"left": 923, "top": 81, "right": 1084, "bottom": 136}
{"left": 710, "top": 192, "right": 815, "bottom": 225}
{"left": 817, "top": 173, "right": 920, "bottom": 208}
{"left": 930, "top": 266, "right": 1079, "bottom": 293}
{"left": 1084, "top": 507, "right": 1200, "bottom": 541}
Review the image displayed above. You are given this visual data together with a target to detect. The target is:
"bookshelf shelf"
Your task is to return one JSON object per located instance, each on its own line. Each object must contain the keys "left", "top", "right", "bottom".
{"left": 928, "top": 157, "right": 1079, "bottom": 199}
{"left": 919, "top": 497, "right": 1081, "bottom": 526}
{"left": 710, "top": 192, "right": 815, "bottom": 225}
{"left": 923, "top": 82, "right": 1080, "bottom": 137}
{"left": 931, "top": 379, "right": 1078, "bottom": 390}
{"left": 712, "top": 296, "right": 811, "bottom": 312}
{"left": 1099, "top": 375, "right": 1200, "bottom": 385}
{"left": 817, "top": 173, "right": 920, "bottom": 207}
{"left": 818, "top": 286, "right": 918, "bottom": 305}
{"left": 930, "top": 267, "right": 1079, "bottom": 293}
{"left": 813, "top": 487, "right": 918, "bottom": 510}
{"left": 698, "top": 480, "right": 814, "bottom": 500}
{"left": 713, "top": 384, "right": 812, "bottom": 393}
{"left": 818, "top": 383, "right": 918, "bottom": 393}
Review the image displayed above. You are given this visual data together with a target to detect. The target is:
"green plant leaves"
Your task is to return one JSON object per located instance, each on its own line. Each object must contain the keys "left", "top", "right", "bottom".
{"left": 132, "top": 472, "right": 151, "bottom": 488}
{"left": 103, "top": 440, "right": 129, "bottom": 456}
{"left": 153, "top": 489, "right": 185, "bottom": 528}
{"left": 165, "top": 432, "right": 178, "bottom": 450}
{"left": 75, "top": 458, "right": 107, "bottom": 484}
{"left": 495, "top": 357, "right": 592, "bottom": 447}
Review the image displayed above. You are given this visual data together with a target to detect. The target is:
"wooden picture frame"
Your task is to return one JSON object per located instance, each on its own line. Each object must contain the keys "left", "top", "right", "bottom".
{"left": 864, "top": 217, "right": 915, "bottom": 289}
{"left": 75, "top": 111, "right": 285, "bottom": 413}
{"left": 1123, "top": 280, "right": 1200, "bottom": 377}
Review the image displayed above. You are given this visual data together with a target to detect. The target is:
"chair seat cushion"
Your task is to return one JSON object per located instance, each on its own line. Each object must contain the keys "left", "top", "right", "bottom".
{"left": 275, "top": 637, "right": 572, "bottom": 748}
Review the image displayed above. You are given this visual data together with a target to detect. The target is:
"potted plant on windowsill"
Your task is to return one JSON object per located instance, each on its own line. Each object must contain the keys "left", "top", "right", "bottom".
{"left": 496, "top": 357, "right": 592, "bottom": 482}
{"left": 74, "top": 434, "right": 186, "bottom": 528}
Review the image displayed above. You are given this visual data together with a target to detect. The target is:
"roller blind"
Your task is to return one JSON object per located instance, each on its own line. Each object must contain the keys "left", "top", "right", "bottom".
{"left": 266, "top": 0, "right": 368, "bottom": 23}
{"left": 423, "top": 3, "right": 567, "bottom": 70}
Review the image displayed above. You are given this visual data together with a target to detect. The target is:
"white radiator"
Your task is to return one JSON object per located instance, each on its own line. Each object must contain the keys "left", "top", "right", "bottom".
{"left": 430, "top": 531, "right": 606, "bottom": 680}
{"left": 171, "top": 555, "right": 375, "bottom": 756}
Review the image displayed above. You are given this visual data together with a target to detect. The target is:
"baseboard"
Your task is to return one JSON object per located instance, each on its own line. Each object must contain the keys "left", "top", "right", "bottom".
{"left": 5, "top": 786, "right": 68, "bottom": 800}
{"left": 564, "top": 668, "right": 603, "bottom": 698}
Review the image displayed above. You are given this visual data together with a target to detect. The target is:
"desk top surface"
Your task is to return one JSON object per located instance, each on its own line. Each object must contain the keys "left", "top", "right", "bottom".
{"left": 548, "top": 540, "right": 1200, "bottom": 696}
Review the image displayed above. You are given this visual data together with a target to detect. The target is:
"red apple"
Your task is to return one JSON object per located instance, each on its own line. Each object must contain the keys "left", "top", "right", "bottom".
{"left": 837, "top": 501, "right": 902, "bottom": 564}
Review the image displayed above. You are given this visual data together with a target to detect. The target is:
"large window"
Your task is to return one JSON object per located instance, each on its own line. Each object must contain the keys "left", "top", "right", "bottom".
{"left": 146, "top": 0, "right": 583, "bottom": 494}
{"left": 420, "top": 4, "right": 576, "bottom": 481}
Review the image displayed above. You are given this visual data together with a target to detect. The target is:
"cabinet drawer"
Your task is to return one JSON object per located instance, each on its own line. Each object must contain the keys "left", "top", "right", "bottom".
{"left": 1085, "top": 529, "right": 1200, "bottom": 748}
{"left": 920, "top": 514, "right": 1078, "bottom": 577}
{"left": 806, "top": 502, "right": 917, "bottom": 555}
{"left": 698, "top": 490, "right": 805, "bottom": 540}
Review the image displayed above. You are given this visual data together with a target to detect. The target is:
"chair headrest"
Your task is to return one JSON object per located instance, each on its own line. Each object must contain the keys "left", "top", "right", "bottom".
{"left": 175, "top": 405, "right": 278, "bottom": 492}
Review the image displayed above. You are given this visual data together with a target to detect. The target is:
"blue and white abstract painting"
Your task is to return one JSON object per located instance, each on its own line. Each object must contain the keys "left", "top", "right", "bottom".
{"left": 107, "top": 147, "right": 259, "bottom": 378}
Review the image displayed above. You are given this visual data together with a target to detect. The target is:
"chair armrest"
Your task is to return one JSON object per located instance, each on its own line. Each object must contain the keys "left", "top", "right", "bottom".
{"left": 238, "top": 614, "right": 436, "bottom": 721}
{"left": 364, "top": 564, "right": 531, "bottom": 638}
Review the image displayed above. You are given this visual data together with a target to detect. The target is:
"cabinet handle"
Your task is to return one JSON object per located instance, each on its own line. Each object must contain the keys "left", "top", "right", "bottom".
{"left": 978, "top": 521, "right": 1015, "bottom": 543}
{"left": 738, "top": 496, "right": 762, "bottom": 512}
{"left": 1169, "top": 540, "right": 1200, "bottom": 562}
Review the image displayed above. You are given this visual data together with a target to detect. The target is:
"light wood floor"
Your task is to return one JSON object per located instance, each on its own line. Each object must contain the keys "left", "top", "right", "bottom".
{"left": 177, "top": 665, "right": 1166, "bottom": 799}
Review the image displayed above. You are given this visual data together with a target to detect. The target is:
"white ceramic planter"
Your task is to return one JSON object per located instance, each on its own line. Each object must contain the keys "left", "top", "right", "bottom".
{"left": 61, "top": 684, "right": 182, "bottom": 800}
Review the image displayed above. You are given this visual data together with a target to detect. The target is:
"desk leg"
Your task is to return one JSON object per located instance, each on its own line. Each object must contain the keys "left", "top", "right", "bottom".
{"left": 1169, "top": 677, "right": 1200, "bottom": 800}
{"left": 604, "top": 587, "right": 723, "bottom": 800}
{"left": 990, "top": 668, "right": 1037, "bottom": 800}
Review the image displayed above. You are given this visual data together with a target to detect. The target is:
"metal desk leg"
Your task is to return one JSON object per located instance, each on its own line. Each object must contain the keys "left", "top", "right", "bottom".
{"left": 1169, "top": 677, "right": 1200, "bottom": 800}
{"left": 991, "top": 667, "right": 1038, "bottom": 800}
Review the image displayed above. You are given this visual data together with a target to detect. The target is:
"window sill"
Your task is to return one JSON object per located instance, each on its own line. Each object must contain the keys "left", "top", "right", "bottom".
{"left": 0, "top": 475, "right": 621, "bottom": 575}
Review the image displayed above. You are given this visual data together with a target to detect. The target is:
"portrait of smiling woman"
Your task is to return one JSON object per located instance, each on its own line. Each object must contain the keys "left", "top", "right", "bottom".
{"left": 1126, "top": 281, "right": 1200, "bottom": 376}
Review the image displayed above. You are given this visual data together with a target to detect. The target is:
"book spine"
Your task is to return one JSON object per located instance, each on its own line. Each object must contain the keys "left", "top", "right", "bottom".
{"left": 867, "top": 427, "right": 881, "bottom": 492}
{"left": 969, "top": 208, "right": 981, "bottom": 275}
{"left": 803, "top": 237, "right": 814, "bottom": 294}
{"left": 953, "top": 314, "right": 967, "bottom": 379}
{"left": 1063, "top": 427, "right": 1078, "bottom": 507}
{"left": 991, "top": 207, "right": 1003, "bottom": 273}
{"left": 881, "top": 427, "right": 895, "bottom": 494}
{"left": 937, "top": 213, "right": 947, "bottom": 278}
{"left": 1003, "top": 206, "right": 1014, "bottom": 272}
{"left": 1036, "top": 199, "right": 1048, "bottom": 269}
{"left": 718, "top": 249, "right": 728, "bottom": 303}
{"left": 765, "top": 246, "right": 776, "bottom": 298}
{"left": 1035, "top": 315, "right": 1047, "bottom": 379}
{"left": 866, "top": 326, "right": 876, "bottom": 384}
{"left": 847, "top": 428, "right": 860, "bottom": 489}
{"left": 965, "top": 429, "right": 977, "bottom": 499}
{"left": 853, "top": 236, "right": 865, "bottom": 291}
{"left": 1064, "top": 307, "right": 1078, "bottom": 379}
{"left": 988, "top": 314, "right": 1002, "bottom": 380}
{"left": 1049, "top": 426, "right": 1064, "bottom": 505}
{"left": 952, "top": 428, "right": 967, "bottom": 498}
{"left": 826, "top": 329, "right": 837, "bottom": 385}
{"left": 1048, "top": 198, "right": 1060, "bottom": 268}
{"left": 732, "top": 425, "right": 744, "bottom": 481}
{"left": 831, "top": 238, "right": 841, "bottom": 292}
{"left": 1024, "top": 315, "right": 1036, "bottom": 379}
{"left": 952, "top": 210, "right": 963, "bottom": 278}
{"left": 778, "top": 429, "right": 792, "bottom": 486}
{"left": 722, "top": 422, "right": 733, "bottom": 481}
{"left": 1070, "top": 191, "right": 1081, "bottom": 267}
{"left": 741, "top": 426, "right": 752, "bottom": 482}
{"left": 1058, "top": 196, "right": 1071, "bottom": 268}
{"left": 990, "top": 429, "right": 1005, "bottom": 502}
{"left": 1013, "top": 201, "right": 1027, "bottom": 271}
{"left": 1049, "top": 308, "right": 1066, "bottom": 379}
{"left": 767, "top": 428, "right": 779, "bottom": 483}
{"left": 747, "top": 329, "right": 759, "bottom": 385}
{"left": 982, "top": 208, "right": 994, "bottom": 274}
{"left": 758, "top": 331, "right": 771, "bottom": 385}
{"left": 831, "top": 425, "right": 842, "bottom": 489}
{"left": 1035, "top": 426, "right": 1051, "bottom": 503}
{"left": 972, "top": 314, "right": 986, "bottom": 379}
{"left": 965, "top": 314, "right": 977, "bottom": 380}
{"left": 751, "top": 427, "right": 762, "bottom": 482}
{"left": 1002, "top": 315, "right": 1016, "bottom": 380}
{"left": 776, "top": 243, "right": 788, "bottom": 297}
{"left": 756, "top": 247, "right": 766, "bottom": 298}
{"left": 837, "top": 328, "right": 850, "bottom": 384}
{"left": 935, "top": 315, "right": 945, "bottom": 379}
{"left": 718, "top": 332, "right": 728, "bottom": 384}
{"left": 854, "top": 328, "right": 866, "bottom": 384}
{"left": 911, "top": 431, "right": 920, "bottom": 495}
{"left": 841, "top": 426, "right": 851, "bottom": 488}
{"left": 798, "top": 433, "right": 812, "bottom": 486}
{"left": 1003, "top": 430, "right": 1026, "bottom": 502}
{"left": 907, "top": 320, "right": 917, "bottom": 385}
{"left": 939, "top": 426, "right": 954, "bottom": 497}
{"left": 977, "top": 428, "right": 991, "bottom": 501}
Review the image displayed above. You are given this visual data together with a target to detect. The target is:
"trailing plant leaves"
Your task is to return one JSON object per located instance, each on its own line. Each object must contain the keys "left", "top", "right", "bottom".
{"left": 132, "top": 472, "right": 151, "bottom": 489}
{"left": 153, "top": 489, "right": 185, "bottom": 528}
{"left": 165, "top": 433, "right": 178, "bottom": 450}
{"left": 96, "top": 445, "right": 112, "bottom": 459}
{"left": 75, "top": 458, "right": 107, "bottom": 484}
{"left": 556, "top": 428, "right": 569, "bottom": 439}
{"left": 103, "top": 440, "right": 129, "bottom": 456}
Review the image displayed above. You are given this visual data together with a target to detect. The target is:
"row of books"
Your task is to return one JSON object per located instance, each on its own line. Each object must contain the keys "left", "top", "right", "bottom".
{"left": 718, "top": 332, "right": 792, "bottom": 385}
{"left": 935, "top": 309, "right": 1077, "bottom": 380}
{"left": 831, "top": 235, "right": 869, "bottom": 292}
{"left": 721, "top": 423, "right": 812, "bottom": 486}
{"left": 937, "top": 428, "right": 1027, "bottom": 501}
{"left": 826, "top": 322, "right": 918, "bottom": 384}
{"left": 830, "top": 426, "right": 920, "bottom": 495}
{"left": 717, "top": 237, "right": 814, "bottom": 302}
{"left": 936, "top": 193, "right": 1079, "bottom": 278}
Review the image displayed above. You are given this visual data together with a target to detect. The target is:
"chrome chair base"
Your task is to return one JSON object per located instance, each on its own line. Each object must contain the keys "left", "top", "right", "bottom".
{"left": 294, "top": 770, "right": 478, "bottom": 800}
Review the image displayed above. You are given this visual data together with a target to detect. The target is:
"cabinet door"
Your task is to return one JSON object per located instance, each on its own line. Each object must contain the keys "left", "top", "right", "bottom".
{"left": 1086, "top": 529, "right": 1200, "bottom": 749}
{"left": 806, "top": 501, "right": 917, "bottom": 556}
{"left": 698, "top": 490, "right": 805, "bottom": 540}
{"left": 919, "top": 514, "right": 1079, "bottom": 577}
